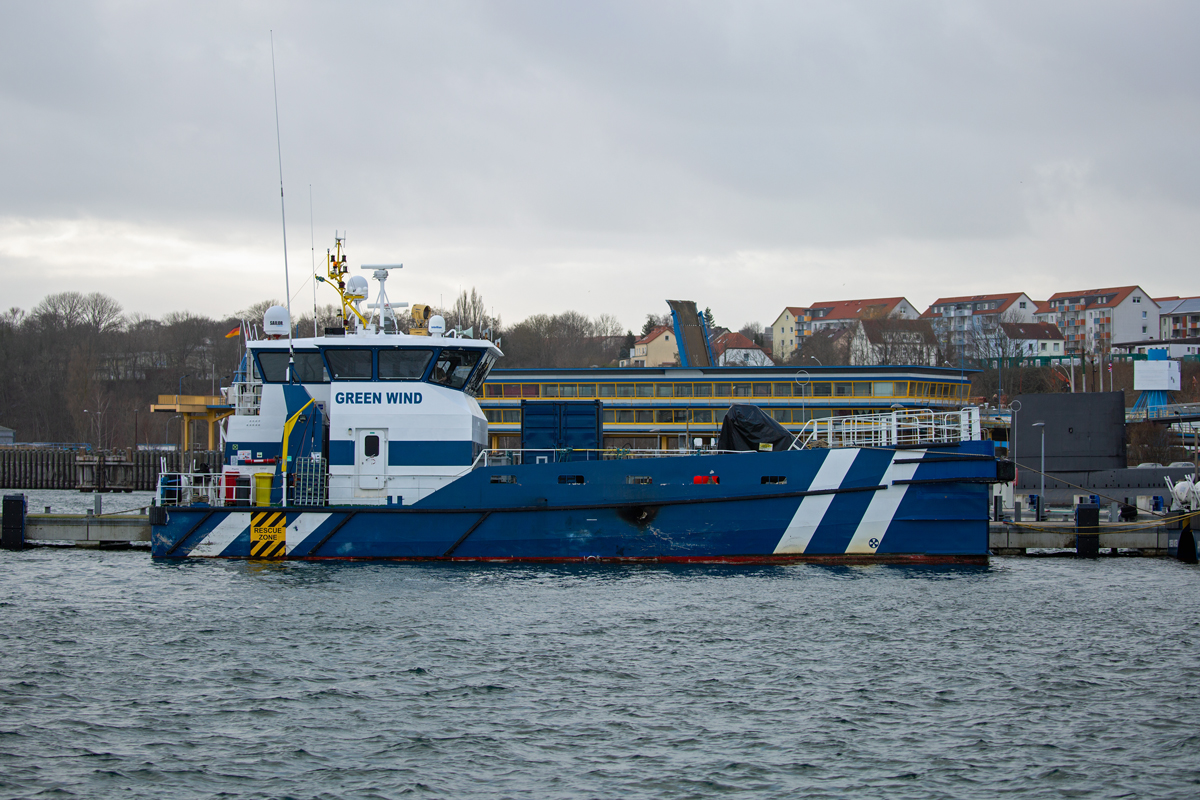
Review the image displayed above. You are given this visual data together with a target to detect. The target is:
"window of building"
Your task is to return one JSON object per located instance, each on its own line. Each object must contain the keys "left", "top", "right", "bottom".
{"left": 617, "top": 384, "right": 635, "bottom": 398}
{"left": 694, "top": 384, "right": 713, "bottom": 397}
{"left": 614, "top": 410, "right": 634, "bottom": 423}
{"left": 1133, "top": 296, "right": 1141, "bottom": 303}
{"left": 635, "top": 410, "right": 653, "bottom": 423}
{"left": 1142, "top": 311, "right": 1147, "bottom": 318}
{"left": 502, "top": 410, "right": 521, "bottom": 423}
{"left": 656, "top": 384, "right": 673, "bottom": 397}
{"left": 714, "top": 383, "right": 732, "bottom": 397}
{"left": 675, "top": 383, "right": 693, "bottom": 397}
{"left": 635, "top": 384, "right": 654, "bottom": 397}
{"left": 1040, "top": 342, "right": 1047, "bottom": 351}
{"left": 1143, "top": 326, "right": 1148, "bottom": 333}
{"left": 1019, "top": 301, "right": 1027, "bottom": 309}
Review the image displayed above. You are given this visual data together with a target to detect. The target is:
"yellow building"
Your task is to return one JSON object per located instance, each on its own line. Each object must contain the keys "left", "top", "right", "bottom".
{"left": 631, "top": 326, "right": 679, "bottom": 368}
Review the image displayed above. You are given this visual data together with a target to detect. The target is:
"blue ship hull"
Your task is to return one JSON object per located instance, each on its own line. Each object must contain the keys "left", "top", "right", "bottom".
{"left": 152, "top": 441, "right": 999, "bottom": 563}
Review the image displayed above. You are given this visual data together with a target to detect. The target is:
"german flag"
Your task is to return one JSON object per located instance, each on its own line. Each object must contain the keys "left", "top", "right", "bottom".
{"left": 225, "top": 325, "right": 241, "bottom": 339}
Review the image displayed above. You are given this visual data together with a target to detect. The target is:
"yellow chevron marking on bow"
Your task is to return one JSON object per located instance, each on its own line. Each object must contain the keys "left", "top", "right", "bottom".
{"left": 251, "top": 510, "right": 287, "bottom": 558}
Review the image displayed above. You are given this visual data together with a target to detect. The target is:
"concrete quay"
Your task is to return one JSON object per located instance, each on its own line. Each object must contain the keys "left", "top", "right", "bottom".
{"left": 989, "top": 520, "right": 1176, "bottom": 556}
{"left": 22, "top": 513, "right": 150, "bottom": 547}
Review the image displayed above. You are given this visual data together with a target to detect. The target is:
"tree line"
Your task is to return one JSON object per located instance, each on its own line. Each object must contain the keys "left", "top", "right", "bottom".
{"left": 0, "top": 289, "right": 650, "bottom": 447}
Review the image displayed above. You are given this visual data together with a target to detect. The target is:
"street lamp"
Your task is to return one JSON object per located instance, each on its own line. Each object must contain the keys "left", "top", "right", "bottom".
{"left": 178, "top": 374, "right": 189, "bottom": 401}
{"left": 1032, "top": 421, "right": 1046, "bottom": 521}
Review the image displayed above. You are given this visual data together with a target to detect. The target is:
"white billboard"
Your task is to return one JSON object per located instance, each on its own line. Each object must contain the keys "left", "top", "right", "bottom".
{"left": 1134, "top": 360, "right": 1181, "bottom": 391}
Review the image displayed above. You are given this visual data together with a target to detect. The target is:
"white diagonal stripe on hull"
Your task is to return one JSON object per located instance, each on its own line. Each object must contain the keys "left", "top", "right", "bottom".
{"left": 774, "top": 448, "right": 859, "bottom": 554}
{"left": 287, "top": 512, "right": 331, "bottom": 555}
{"left": 188, "top": 513, "right": 250, "bottom": 557}
{"left": 844, "top": 449, "right": 925, "bottom": 554}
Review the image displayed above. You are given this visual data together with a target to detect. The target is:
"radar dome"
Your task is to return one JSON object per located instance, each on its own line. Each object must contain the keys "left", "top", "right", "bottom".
{"left": 428, "top": 315, "right": 446, "bottom": 337}
{"left": 263, "top": 305, "right": 290, "bottom": 338}
{"left": 345, "top": 275, "right": 369, "bottom": 299}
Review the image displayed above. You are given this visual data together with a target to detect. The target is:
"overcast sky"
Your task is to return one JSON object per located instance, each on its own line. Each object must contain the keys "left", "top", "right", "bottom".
{"left": 2, "top": 1, "right": 1198, "bottom": 332}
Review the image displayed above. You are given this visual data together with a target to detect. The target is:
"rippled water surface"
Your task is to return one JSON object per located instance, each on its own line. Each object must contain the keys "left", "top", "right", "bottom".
{"left": 1, "top": 544, "right": 1198, "bottom": 798}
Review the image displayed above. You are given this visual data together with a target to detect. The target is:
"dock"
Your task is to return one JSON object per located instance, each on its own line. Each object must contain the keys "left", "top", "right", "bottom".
{"left": 22, "top": 513, "right": 150, "bottom": 547}
{"left": 989, "top": 520, "right": 1175, "bottom": 555}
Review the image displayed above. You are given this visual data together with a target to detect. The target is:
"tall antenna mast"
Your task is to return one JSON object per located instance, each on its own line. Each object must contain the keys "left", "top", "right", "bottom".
{"left": 270, "top": 30, "right": 295, "bottom": 379}
{"left": 310, "top": 184, "right": 318, "bottom": 337}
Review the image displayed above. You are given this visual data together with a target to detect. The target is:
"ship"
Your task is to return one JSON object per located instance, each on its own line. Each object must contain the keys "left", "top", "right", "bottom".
{"left": 150, "top": 239, "right": 1011, "bottom": 563}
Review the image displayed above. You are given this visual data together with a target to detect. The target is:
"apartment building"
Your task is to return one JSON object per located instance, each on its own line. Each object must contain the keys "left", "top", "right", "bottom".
{"left": 920, "top": 292, "right": 1036, "bottom": 354}
{"left": 770, "top": 306, "right": 809, "bottom": 360}
{"left": 1156, "top": 297, "right": 1200, "bottom": 340}
{"left": 770, "top": 298, "right": 918, "bottom": 361}
{"left": 1043, "top": 286, "right": 1158, "bottom": 355}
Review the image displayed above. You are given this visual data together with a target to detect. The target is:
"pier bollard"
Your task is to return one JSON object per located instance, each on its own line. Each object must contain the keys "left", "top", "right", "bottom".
{"left": 1075, "top": 503, "right": 1100, "bottom": 558}
{"left": 2, "top": 494, "right": 27, "bottom": 550}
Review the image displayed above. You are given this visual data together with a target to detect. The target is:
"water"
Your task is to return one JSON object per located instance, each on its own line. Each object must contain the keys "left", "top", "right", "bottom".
{"left": 2, "top": 516, "right": 1199, "bottom": 797}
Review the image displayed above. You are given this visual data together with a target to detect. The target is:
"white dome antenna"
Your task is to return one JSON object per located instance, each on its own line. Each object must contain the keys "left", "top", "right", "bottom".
{"left": 263, "top": 305, "right": 290, "bottom": 339}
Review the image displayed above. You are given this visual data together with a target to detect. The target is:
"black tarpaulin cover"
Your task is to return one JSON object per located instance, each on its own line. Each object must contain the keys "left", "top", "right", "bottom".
{"left": 716, "top": 404, "right": 797, "bottom": 452}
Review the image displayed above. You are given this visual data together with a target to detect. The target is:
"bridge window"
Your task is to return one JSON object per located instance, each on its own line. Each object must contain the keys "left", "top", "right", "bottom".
{"left": 560, "top": 384, "right": 577, "bottom": 397}
{"left": 773, "top": 383, "right": 791, "bottom": 397}
{"left": 753, "top": 383, "right": 771, "bottom": 397}
{"left": 542, "top": 384, "right": 560, "bottom": 397}
{"left": 378, "top": 349, "right": 434, "bottom": 380}
{"left": 431, "top": 348, "right": 483, "bottom": 391}
{"left": 599, "top": 384, "right": 616, "bottom": 397}
{"left": 635, "top": 410, "right": 653, "bottom": 423}
{"left": 694, "top": 384, "right": 713, "bottom": 397}
{"left": 834, "top": 382, "right": 852, "bottom": 397}
{"left": 617, "top": 384, "right": 635, "bottom": 398}
{"left": 674, "top": 383, "right": 693, "bottom": 397}
{"left": 692, "top": 410, "right": 713, "bottom": 423}
{"left": 578, "top": 384, "right": 596, "bottom": 397}
{"left": 256, "top": 351, "right": 330, "bottom": 383}
{"left": 656, "top": 384, "right": 673, "bottom": 397}
{"left": 326, "top": 349, "right": 374, "bottom": 380}
{"left": 501, "top": 410, "right": 521, "bottom": 423}
{"left": 714, "top": 383, "right": 732, "bottom": 397}
{"left": 636, "top": 383, "right": 654, "bottom": 397}
{"left": 854, "top": 383, "right": 871, "bottom": 397}
{"left": 615, "top": 410, "right": 634, "bottom": 423}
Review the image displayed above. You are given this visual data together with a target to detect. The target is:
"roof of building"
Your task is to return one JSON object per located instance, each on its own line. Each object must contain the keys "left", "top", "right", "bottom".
{"left": 857, "top": 318, "right": 938, "bottom": 345}
{"left": 1157, "top": 297, "right": 1200, "bottom": 315}
{"left": 807, "top": 297, "right": 910, "bottom": 322}
{"left": 712, "top": 331, "right": 766, "bottom": 357}
{"left": 770, "top": 306, "right": 809, "bottom": 326}
{"left": 1046, "top": 286, "right": 1145, "bottom": 309}
{"left": 635, "top": 326, "right": 673, "bottom": 346}
{"left": 1032, "top": 300, "right": 1054, "bottom": 315}
{"left": 920, "top": 292, "right": 1028, "bottom": 318}
{"left": 998, "top": 322, "right": 1065, "bottom": 341}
